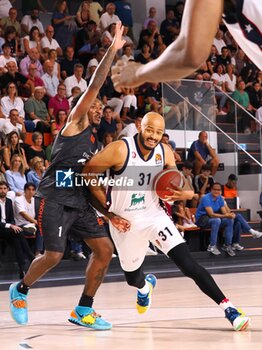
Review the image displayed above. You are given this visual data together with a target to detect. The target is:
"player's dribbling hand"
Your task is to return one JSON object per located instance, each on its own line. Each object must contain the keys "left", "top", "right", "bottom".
{"left": 110, "top": 215, "right": 131, "bottom": 233}
{"left": 111, "top": 22, "right": 126, "bottom": 51}
{"left": 111, "top": 60, "right": 145, "bottom": 92}
{"left": 164, "top": 187, "right": 194, "bottom": 201}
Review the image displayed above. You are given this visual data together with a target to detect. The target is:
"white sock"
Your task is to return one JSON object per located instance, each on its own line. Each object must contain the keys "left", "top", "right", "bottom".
{"left": 219, "top": 298, "right": 235, "bottom": 311}
{"left": 138, "top": 281, "right": 150, "bottom": 295}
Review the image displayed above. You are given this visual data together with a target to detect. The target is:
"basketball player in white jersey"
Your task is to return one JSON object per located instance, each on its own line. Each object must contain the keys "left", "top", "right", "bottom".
{"left": 111, "top": 0, "right": 261, "bottom": 90}
{"left": 83, "top": 112, "right": 250, "bottom": 331}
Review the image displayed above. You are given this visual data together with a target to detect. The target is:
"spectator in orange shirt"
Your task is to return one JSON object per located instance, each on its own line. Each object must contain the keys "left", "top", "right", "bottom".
{"left": 223, "top": 174, "right": 238, "bottom": 199}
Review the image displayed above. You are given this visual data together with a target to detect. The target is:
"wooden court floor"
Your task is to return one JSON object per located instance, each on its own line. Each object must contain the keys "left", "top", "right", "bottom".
{"left": 1, "top": 271, "right": 262, "bottom": 350}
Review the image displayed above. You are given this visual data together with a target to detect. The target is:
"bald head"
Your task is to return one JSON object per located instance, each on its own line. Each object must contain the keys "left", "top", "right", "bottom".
{"left": 141, "top": 112, "right": 165, "bottom": 130}
{"left": 139, "top": 112, "right": 165, "bottom": 151}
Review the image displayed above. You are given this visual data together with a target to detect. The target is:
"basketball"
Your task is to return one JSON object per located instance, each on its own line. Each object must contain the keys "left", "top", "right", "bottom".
{"left": 153, "top": 169, "right": 184, "bottom": 201}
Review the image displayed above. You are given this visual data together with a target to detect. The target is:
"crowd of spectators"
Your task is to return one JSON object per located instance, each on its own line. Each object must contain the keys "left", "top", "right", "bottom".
{"left": 0, "top": 1, "right": 261, "bottom": 272}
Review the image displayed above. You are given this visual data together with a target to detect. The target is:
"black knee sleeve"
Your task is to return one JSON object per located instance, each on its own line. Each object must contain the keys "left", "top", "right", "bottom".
{"left": 124, "top": 266, "right": 145, "bottom": 289}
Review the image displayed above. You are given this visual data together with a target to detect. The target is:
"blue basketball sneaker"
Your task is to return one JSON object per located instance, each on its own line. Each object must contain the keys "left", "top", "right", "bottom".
{"left": 9, "top": 282, "right": 28, "bottom": 325}
{"left": 136, "top": 274, "right": 157, "bottom": 314}
{"left": 68, "top": 306, "right": 112, "bottom": 330}
{"left": 225, "top": 307, "right": 250, "bottom": 331}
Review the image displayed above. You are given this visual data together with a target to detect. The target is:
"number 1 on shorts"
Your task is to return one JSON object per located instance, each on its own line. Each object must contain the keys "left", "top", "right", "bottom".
{"left": 58, "top": 226, "right": 62, "bottom": 237}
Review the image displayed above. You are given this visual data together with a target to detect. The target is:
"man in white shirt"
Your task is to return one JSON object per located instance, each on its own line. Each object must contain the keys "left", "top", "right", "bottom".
{"left": 118, "top": 115, "right": 142, "bottom": 138}
{"left": 41, "top": 60, "right": 60, "bottom": 98}
{"left": 14, "top": 183, "right": 37, "bottom": 229}
{"left": 41, "top": 25, "right": 62, "bottom": 57}
{"left": 0, "top": 108, "right": 26, "bottom": 138}
{"left": 21, "top": 8, "right": 45, "bottom": 37}
{"left": 99, "top": 3, "right": 120, "bottom": 32}
{"left": 64, "top": 63, "right": 87, "bottom": 97}
{"left": 0, "top": 43, "right": 17, "bottom": 74}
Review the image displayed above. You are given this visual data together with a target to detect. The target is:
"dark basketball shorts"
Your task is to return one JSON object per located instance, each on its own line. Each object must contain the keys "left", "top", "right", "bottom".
{"left": 36, "top": 198, "right": 108, "bottom": 253}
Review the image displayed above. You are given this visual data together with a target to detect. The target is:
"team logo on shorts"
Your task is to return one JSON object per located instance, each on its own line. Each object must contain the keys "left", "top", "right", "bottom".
{"left": 155, "top": 154, "right": 162, "bottom": 165}
{"left": 56, "top": 168, "right": 74, "bottom": 187}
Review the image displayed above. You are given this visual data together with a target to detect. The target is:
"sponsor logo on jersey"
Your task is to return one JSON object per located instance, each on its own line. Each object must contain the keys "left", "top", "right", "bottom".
{"left": 130, "top": 193, "right": 145, "bottom": 206}
{"left": 155, "top": 153, "right": 162, "bottom": 165}
{"left": 56, "top": 168, "right": 74, "bottom": 187}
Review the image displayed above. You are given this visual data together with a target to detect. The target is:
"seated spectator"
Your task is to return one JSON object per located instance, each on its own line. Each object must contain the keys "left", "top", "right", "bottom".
{"left": 161, "top": 133, "right": 181, "bottom": 162}
{"left": 223, "top": 200, "right": 262, "bottom": 251}
{"left": 187, "top": 131, "right": 220, "bottom": 176}
{"left": 0, "top": 180, "right": 35, "bottom": 278}
{"left": 102, "top": 22, "right": 116, "bottom": 46}
{"left": 41, "top": 60, "right": 60, "bottom": 98}
{"left": 213, "top": 29, "right": 226, "bottom": 54}
{"left": 68, "top": 86, "right": 81, "bottom": 107}
{"left": 26, "top": 156, "right": 45, "bottom": 188}
{"left": 22, "top": 26, "right": 42, "bottom": 55}
{"left": 120, "top": 44, "right": 134, "bottom": 62}
{"left": 19, "top": 47, "right": 44, "bottom": 78}
{"left": 217, "top": 46, "right": 232, "bottom": 67}
{"left": 135, "top": 42, "right": 153, "bottom": 64}
{"left": 52, "top": 0, "right": 76, "bottom": 50}
{"left": 99, "top": 2, "right": 120, "bottom": 32}
{"left": 0, "top": 61, "right": 33, "bottom": 96}
{"left": 64, "top": 63, "right": 87, "bottom": 98}
{"left": 59, "top": 46, "right": 79, "bottom": 81}
{"left": 97, "top": 106, "right": 118, "bottom": 142}
{"left": 21, "top": 8, "right": 45, "bottom": 37}
{"left": 99, "top": 75, "right": 123, "bottom": 119}
{"left": 25, "top": 131, "right": 49, "bottom": 168}
{"left": 180, "top": 161, "right": 199, "bottom": 208}
{"left": 40, "top": 25, "right": 63, "bottom": 57}
{"left": 69, "top": 239, "right": 87, "bottom": 261}
{"left": 230, "top": 80, "right": 252, "bottom": 133}
{"left": 102, "top": 131, "right": 116, "bottom": 148}
{"left": 5, "top": 154, "right": 27, "bottom": 196}
{"left": 4, "top": 25, "right": 18, "bottom": 57}
{"left": 0, "top": 43, "right": 17, "bottom": 74}
{"left": 0, "top": 109, "right": 26, "bottom": 140}
{"left": 118, "top": 114, "right": 142, "bottom": 138}
{"left": 223, "top": 174, "right": 238, "bottom": 199}
{"left": 48, "top": 83, "right": 69, "bottom": 121}
{"left": 120, "top": 87, "right": 137, "bottom": 120}
{"left": 138, "top": 19, "right": 159, "bottom": 52}
{"left": 88, "top": 0, "right": 103, "bottom": 25}
{"left": 143, "top": 6, "right": 158, "bottom": 30}
{"left": 24, "top": 86, "right": 51, "bottom": 133}
{"left": 122, "top": 25, "right": 134, "bottom": 48}
{"left": 48, "top": 49, "right": 61, "bottom": 80}
{"left": 3, "top": 131, "right": 28, "bottom": 170}
{"left": 206, "top": 45, "right": 219, "bottom": 75}
{"left": 74, "top": 20, "right": 100, "bottom": 59}
{"left": 194, "top": 164, "right": 214, "bottom": 197}
{"left": 195, "top": 182, "right": 235, "bottom": 256}
{"left": 160, "top": 9, "right": 180, "bottom": 46}
{"left": 76, "top": 1, "right": 90, "bottom": 28}
{"left": 14, "top": 182, "right": 43, "bottom": 256}
{"left": 85, "top": 47, "right": 106, "bottom": 79}
{"left": 173, "top": 200, "right": 197, "bottom": 229}
{"left": 211, "top": 64, "right": 227, "bottom": 115}
{"left": 0, "top": 27, "right": 5, "bottom": 55}
{"left": 1, "top": 7, "right": 21, "bottom": 38}
{"left": 26, "top": 63, "right": 45, "bottom": 93}
{"left": 50, "top": 109, "right": 68, "bottom": 137}
{"left": 248, "top": 81, "right": 262, "bottom": 116}
{"left": 224, "top": 63, "right": 237, "bottom": 94}
{"left": 0, "top": 82, "right": 25, "bottom": 119}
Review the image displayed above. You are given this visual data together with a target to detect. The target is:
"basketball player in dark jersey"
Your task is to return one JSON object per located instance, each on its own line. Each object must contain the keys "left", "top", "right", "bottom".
{"left": 112, "top": 0, "right": 261, "bottom": 90}
{"left": 9, "top": 22, "right": 130, "bottom": 330}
